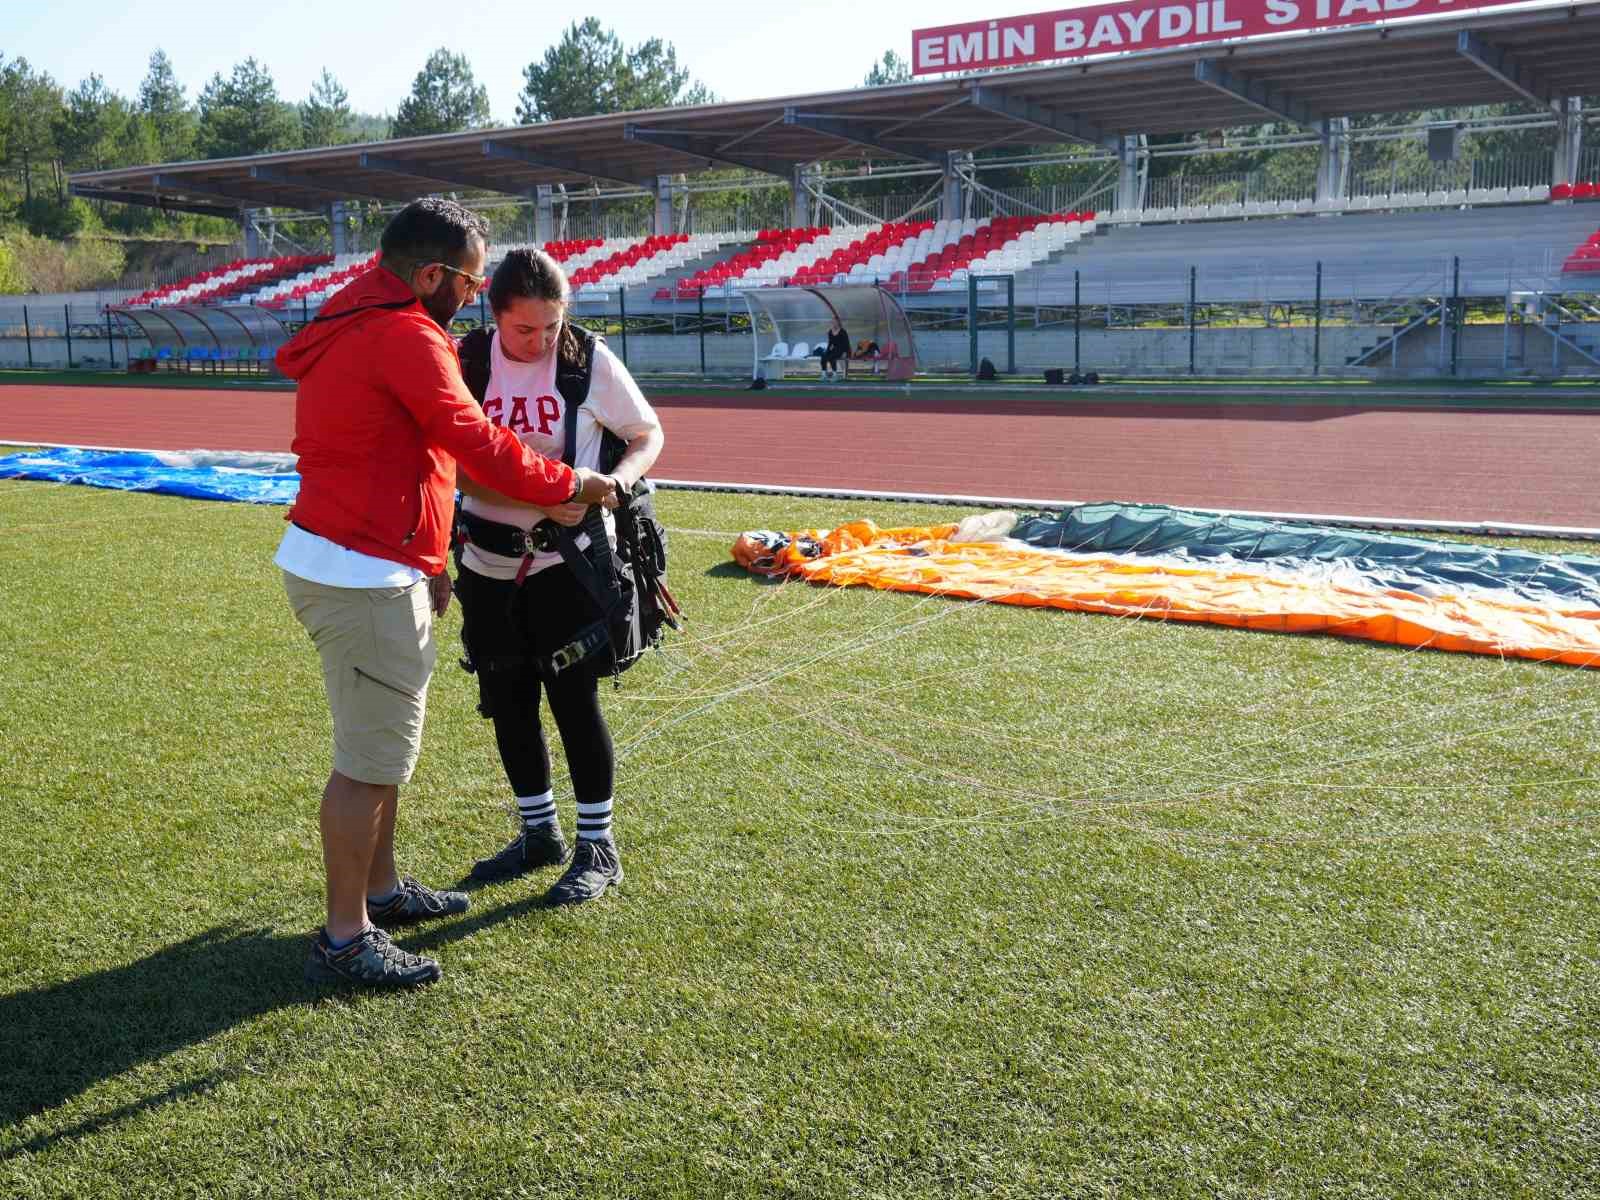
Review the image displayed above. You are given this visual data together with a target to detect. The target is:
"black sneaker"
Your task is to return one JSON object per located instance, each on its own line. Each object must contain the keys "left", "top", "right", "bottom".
{"left": 304, "top": 926, "right": 441, "bottom": 988}
{"left": 545, "top": 837, "right": 623, "bottom": 907}
{"left": 366, "top": 876, "right": 470, "bottom": 926}
{"left": 471, "top": 825, "right": 570, "bottom": 883}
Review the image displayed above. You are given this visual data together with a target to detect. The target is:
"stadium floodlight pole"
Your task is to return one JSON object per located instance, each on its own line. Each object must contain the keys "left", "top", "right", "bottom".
{"left": 64, "top": 305, "right": 73, "bottom": 370}
{"left": 23, "top": 305, "right": 32, "bottom": 369}
{"left": 105, "top": 307, "right": 115, "bottom": 368}
{"left": 698, "top": 287, "right": 706, "bottom": 378}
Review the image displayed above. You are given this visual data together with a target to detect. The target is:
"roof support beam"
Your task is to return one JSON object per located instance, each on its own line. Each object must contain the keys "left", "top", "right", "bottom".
{"left": 481, "top": 140, "right": 649, "bottom": 190}
{"left": 1193, "top": 60, "right": 1322, "bottom": 131}
{"left": 969, "top": 85, "right": 1118, "bottom": 151}
{"left": 781, "top": 108, "right": 948, "bottom": 165}
{"left": 70, "top": 184, "right": 240, "bottom": 219}
{"left": 357, "top": 152, "right": 526, "bottom": 195}
{"left": 153, "top": 173, "right": 277, "bottom": 205}
{"left": 623, "top": 124, "right": 795, "bottom": 178}
{"left": 248, "top": 164, "right": 397, "bottom": 202}
{"left": 1456, "top": 31, "right": 1557, "bottom": 110}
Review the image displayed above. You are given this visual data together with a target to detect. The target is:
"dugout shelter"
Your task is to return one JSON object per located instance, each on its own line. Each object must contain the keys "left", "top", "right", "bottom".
{"left": 111, "top": 305, "right": 289, "bottom": 370}
{"left": 746, "top": 285, "right": 918, "bottom": 380}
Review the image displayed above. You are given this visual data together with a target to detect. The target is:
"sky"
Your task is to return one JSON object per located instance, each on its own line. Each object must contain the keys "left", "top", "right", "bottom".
{"left": 1, "top": 0, "right": 1048, "bottom": 123}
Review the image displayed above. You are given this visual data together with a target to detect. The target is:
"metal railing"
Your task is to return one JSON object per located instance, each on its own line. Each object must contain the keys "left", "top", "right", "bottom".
{"left": 1348, "top": 153, "right": 1551, "bottom": 200}
{"left": 1144, "top": 169, "right": 1316, "bottom": 212}
{"left": 1581, "top": 145, "right": 1600, "bottom": 183}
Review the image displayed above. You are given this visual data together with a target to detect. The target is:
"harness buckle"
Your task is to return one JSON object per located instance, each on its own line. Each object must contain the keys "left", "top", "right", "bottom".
{"left": 547, "top": 643, "right": 584, "bottom": 674}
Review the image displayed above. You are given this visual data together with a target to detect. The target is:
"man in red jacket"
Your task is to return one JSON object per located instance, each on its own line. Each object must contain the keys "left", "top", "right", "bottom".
{"left": 276, "top": 198, "right": 615, "bottom": 990}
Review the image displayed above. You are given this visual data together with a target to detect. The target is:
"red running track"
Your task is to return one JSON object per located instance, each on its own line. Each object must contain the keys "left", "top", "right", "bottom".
{"left": 2, "top": 384, "right": 1597, "bottom": 528}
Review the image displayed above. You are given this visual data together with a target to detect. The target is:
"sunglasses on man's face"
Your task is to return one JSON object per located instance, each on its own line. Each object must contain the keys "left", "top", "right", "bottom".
{"left": 427, "top": 261, "right": 487, "bottom": 294}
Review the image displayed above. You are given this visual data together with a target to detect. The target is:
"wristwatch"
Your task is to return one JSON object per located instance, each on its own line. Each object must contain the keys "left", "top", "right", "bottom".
{"left": 567, "top": 471, "right": 583, "bottom": 503}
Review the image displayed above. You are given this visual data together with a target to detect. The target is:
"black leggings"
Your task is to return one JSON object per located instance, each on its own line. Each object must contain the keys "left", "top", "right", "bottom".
{"left": 820, "top": 350, "right": 845, "bottom": 370}
{"left": 455, "top": 562, "right": 615, "bottom": 804}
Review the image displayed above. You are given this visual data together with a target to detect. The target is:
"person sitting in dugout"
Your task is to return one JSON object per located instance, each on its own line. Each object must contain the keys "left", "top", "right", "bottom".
{"left": 452, "top": 247, "right": 664, "bottom": 905}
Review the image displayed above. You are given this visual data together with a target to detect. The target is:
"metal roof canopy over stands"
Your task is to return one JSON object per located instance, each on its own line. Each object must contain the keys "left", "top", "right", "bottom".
{"left": 112, "top": 304, "right": 289, "bottom": 369}
{"left": 746, "top": 285, "right": 917, "bottom": 381}
{"left": 69, "top": 0, "right": 1600, "bottom": 226}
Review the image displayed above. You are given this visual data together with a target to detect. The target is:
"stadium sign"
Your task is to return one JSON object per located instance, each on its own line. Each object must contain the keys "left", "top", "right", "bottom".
{"left": 912, "top": 0, "right": 1531, "bottom": 73}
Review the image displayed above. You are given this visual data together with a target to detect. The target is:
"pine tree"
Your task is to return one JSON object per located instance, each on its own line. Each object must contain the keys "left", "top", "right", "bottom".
{"left": 196, "top": 58, "right": 299, "bottom": 158}
{"left": 390, "top": 49, "right": 490, "bottom": 139}
{"left": 138, "top": 50, "right": 194, "bottom": 161}
{"left": 517, "top": 20, "right": 711, "bottom": 123}
{"left": 301, "top": 68, "right": 354, "bottom": 148}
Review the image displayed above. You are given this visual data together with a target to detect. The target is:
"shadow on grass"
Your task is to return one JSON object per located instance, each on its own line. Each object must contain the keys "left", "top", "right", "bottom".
{"left": 0, "top": 897, "right": 553, "bottom": 1159}
{"left": 703, "top": 561, "right": 782, "bottom": 582}
{"left": 0, "top": 925, "right": 305, "bottom": 1156}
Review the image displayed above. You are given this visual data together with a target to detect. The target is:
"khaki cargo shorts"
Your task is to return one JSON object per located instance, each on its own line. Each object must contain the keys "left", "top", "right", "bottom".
{"left": 283, "top": 571, "right": 437, "bottom": 785}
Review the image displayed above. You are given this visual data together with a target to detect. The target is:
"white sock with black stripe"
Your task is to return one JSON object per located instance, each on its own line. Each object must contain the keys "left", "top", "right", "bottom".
{"left": 517, "top": 790, "right": 557, "bottom": 832}
{"left": 576, "top": 797, "right": 614, "bottom": 843}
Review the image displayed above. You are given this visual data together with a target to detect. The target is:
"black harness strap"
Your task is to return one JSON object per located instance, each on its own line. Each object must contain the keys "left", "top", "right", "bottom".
{"left": 543, "top": 338, "right": 637, "bottom": 677}
{"left": 454, "top": 325, "right": 647, "bottom": 681}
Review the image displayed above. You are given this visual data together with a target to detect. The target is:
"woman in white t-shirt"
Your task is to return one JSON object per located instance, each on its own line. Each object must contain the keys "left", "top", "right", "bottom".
{"left": 453, "top": 247, "right": 663, "bottom": 906}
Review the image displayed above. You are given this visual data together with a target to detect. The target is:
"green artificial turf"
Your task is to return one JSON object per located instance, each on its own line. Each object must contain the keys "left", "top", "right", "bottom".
{"left": 1, "top": 481, "right": 1597, "bottom": 1198}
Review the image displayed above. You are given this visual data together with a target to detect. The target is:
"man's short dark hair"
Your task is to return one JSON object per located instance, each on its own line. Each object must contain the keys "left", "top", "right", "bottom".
{"left": 379, "top": 198, "right": 489, "bottom": 269}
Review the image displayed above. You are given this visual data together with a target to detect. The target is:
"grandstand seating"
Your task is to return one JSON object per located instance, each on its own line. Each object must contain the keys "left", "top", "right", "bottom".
{"left": 892, "top": 213, "right": 1095, "bottom": 293}
{"left": 1022, "top": 204, "right": 1600, "bottom": 303}
{"left": 128, "top": 255, "right": 331, "bottom": 307}
{"left": 1097, "top": 179, "right": 1600, "bottom": 226}
{"left": 666, "top": 227, "right": 834, "bottom": 298}
{"left": 1097, "top": 183, "right": 1580, "bottom": 225}
{"left": 544, "top": 238, "right": 604, "bottom": 262}
{"left": 244, "top": 253, "right": 380, "bottom": 310}
{"left": 666, "top": 214, "right": 1097, "bottom": 298}
{"left": 121, "top": 194, "right": 1597, "bottom": 316}
{"left": 1562, "top": 228, "right": 1600, "bottom": 273}
{"left": 562, "top": 233, "right": 727, "bottom": 296}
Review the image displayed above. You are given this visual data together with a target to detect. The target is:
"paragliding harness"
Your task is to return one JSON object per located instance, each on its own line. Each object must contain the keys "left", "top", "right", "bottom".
{"left": 454, "top": 325, "right": 681, "bottom": 683}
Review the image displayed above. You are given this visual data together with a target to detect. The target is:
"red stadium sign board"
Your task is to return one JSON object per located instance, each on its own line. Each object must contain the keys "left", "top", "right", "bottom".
{"left": 912, "top": 0, "right": 1533, "bottom": 73}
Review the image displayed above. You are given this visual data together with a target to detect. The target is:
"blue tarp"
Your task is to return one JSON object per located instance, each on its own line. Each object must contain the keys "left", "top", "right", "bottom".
{"left": 0, "top": 448, "right": 300, "bottom": 505}
{"left": 1014, "top": 502, "right": 1600, "bottom": 608}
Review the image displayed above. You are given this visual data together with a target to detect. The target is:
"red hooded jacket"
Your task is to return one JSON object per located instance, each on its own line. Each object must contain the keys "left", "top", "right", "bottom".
{"left": 278, "top": 267, "right": 574, "bottom": 575}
